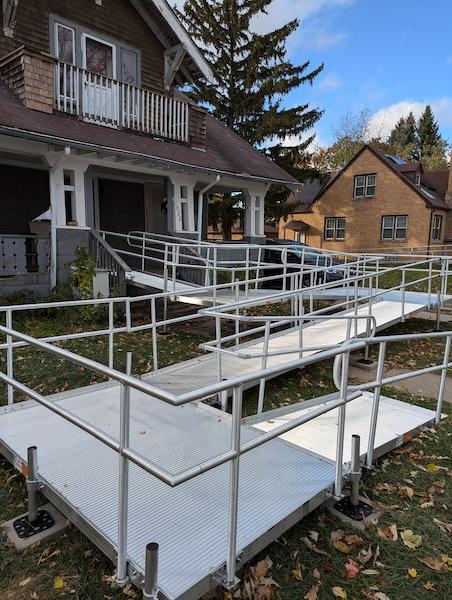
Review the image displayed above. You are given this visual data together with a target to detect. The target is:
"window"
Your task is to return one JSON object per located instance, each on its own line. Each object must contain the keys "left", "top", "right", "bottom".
{"left": 56, "top": 23, "right": 75, "bottom": 64}
{"left": 381, "top": 215, "right": 408, "bottom": 241}
{"left": 354, "top": 174, "right": 376, "bottom": 198}
{"left": 432, "top": 215, "right": 442, "bottom": 241}
{"left": 63, "top": 170, "right": 76, "bottom": 225}
{"left": 325, "top": 217, "right": 346, "bottom": 240}
{"left": 415, "top": 173, "right": 421, "bottom": 187}
{"left": 179, "top": 185, "right": 189, "bottom": 231}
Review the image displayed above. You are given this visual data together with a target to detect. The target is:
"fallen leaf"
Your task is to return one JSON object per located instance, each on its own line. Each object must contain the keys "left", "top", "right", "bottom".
{"left": 345, "top": 534, "right": 364, "bottom": 547}
{"left": 423, "top": 582, "right": 436, "bottom": 591}
{"left": 330, "top": 530, "right": 344, "bottom": 542}
{"left": 377, "top": 524, "right": 398, "bottom": 541}
{"left": 19, "top": 578, "right": 31, "bottom": 587}
{"left": 304, "top": 583, "right": 320, "bottom": 600}
{"left": 357, "top": 546, "right": 373, "bottom": 564}
{"left": 302, "top": 537, "right": 329, "bottom": 556}
{"left": 375, "top": 483, "right": 394, "bottom": 493}
{"left": 362, "top": 569, "right": 380, "bottom": 575}
{"left": 418, "top": 556, "right": 444, "bottom": 572}
{"left": 333, "top": 540, "right": 349, "bottom": 554}
{"left": 312, "top": 568, "right": 321, "bottom": 579}
{"left": 309, "top": 530, "right": 319, "bottom": 542}
{"left": 332, "top": 586, "right": 347, "bottom": 599}
{"left": 426, "top": 463, "right": 440, "bottom": 473}
{"left": 345, "top": 559, "right": 360, "bottom": 579}
{"left": 420, "top": 499, "right": 435, "bottom": 509}
{"left": 398, "top": 485, "right": 414, "bottom": 500}
{"left": 254, "top": 556, "right": 273, "bottom": 578}
{"left": 53, "top": 577, "right": 65, "bottom": 590}
{"left": 374, "top": 594, "right": 391, "bottom": 600}
{"left": 401, "top": 530, "right": 422, "bottom": 549}
{"left": 407, "top": 568, "right": 418, "bottom": 578}
{"left": 433, "top": 518, "right": 452, "bottom": 534}
{"left": 291, "top": 568, "right": 303, "bottom": 581}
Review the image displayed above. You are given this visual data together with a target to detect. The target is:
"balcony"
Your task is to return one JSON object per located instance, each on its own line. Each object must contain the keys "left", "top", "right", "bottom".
{"left": 54, "top": 61, "right": 190, "bottom": 143}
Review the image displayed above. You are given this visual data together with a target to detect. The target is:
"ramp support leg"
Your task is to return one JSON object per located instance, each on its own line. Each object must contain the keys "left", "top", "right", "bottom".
{"left": 350, "top": 435, "right": 361, "bottom": 507}
{"left": 27, "top": 446, "right": 39, "bottom": 524}
{"left": 143, "top": 542, "right": 159, "bottom": 599}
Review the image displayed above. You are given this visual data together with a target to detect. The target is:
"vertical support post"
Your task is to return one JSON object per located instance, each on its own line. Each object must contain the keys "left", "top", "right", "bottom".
{"left": 350, "top": 434, "right": 361, "bottom": 506}
{"left": 213, "top": 247, "right": 217, "bottom": 304}
{"left": 255, "top": 246, "right": 262, "bottom": 290}
{"left": 257, "top": 321, "right": 270, "bottom": 414}
{"left": 27, "top": 446, "right": 39, "bottom": 524}
{"left": 151, "top": 298, "right": 158, "bottom": 371}
{"left": 216, "top": 316, "right": 224, "bottom": 405}
{"left": 108, "top": 301, "right": 114, "bottom": 371}
{"left": 245, "top": 247, "right": 250, "bottom": 298}
{"left": 334, "top": 348, "right": 350, "bottom": 498}
{"left": 435, "top": 335, "right": 451, "bottom": 424}
{"left": 116, "top": 353, "right": 132, "bottom": 585}
{"left": 401, "top": 268, "right": 406, "bottom": 322}
{"left": 143, "top": 543, "right": 159, "bottom": 599}
{"left": 141, "top": 235, "right": 146, "bottom": 271}
{"left": 225, "top": 385, "right": 243, "bottom": 588}
{"left": 366, "top": 341, "right": 386, "bottom": 468}
{"left": 6, "top": 309, "right": 14, "bottom": 404}
{"left": 235, "top": 279, "right": 240, "bottom": 348}
{"left": 427, "top": 260, "right": 433, "bottom": 309}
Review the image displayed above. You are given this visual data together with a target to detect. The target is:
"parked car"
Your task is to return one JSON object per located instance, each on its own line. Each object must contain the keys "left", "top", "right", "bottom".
{"left": 262, "top": 239, "right": 348, "bottom": 289}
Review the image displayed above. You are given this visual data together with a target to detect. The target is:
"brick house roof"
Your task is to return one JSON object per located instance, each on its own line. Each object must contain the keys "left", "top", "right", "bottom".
{"left": 0, "top": 81, "right": 298, "bottom": 186}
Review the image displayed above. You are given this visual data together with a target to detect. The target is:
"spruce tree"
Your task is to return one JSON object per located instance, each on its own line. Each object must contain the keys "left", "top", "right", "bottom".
{"left": 388, "top": 112, "right": 417, "bottom": 148}
{"left": 178, "top": 0, "right": 324, "bottom": 232}
{"left": 417, "top": 105, "right": 442, "bottom": 157}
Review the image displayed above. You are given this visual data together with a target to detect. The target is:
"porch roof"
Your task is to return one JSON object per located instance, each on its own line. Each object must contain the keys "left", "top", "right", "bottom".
{"left": 0, "top": 82, "right": 299, "bottom": 188}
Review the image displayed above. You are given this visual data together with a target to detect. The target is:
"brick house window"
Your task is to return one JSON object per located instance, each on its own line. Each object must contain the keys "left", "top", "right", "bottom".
{"left": 381, "top": 215, "right": 407, "bottom": 240}
{"left": 325, "top": 217, "right": 346, "bottom": 240}
{"left": 432, "top": 215, "right": 442, "bottom": 241}
{"left": 354, "top": 174, "right": 376, "bottom": 198}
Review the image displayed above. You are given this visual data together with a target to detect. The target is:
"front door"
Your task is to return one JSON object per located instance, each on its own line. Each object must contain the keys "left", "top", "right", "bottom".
{"left": 82, "top": 34, "right": 119, "bottom": 126}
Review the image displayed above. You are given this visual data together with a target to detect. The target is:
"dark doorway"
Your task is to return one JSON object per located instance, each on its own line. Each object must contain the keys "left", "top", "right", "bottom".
{"left": 98, "top": 178, "right": 145, "bottom": 234}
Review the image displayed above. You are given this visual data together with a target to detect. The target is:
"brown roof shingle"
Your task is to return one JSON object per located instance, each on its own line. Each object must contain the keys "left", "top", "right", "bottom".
{"left": 0, "top": 82, "right": 298, "bottom": 186}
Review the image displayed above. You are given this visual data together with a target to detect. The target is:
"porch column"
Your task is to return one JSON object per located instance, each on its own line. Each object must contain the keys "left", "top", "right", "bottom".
{"left": 167, "top": 175, "right": 196, "bottom": 234}
{"left": 244, "top": 184, "right": 267, "bottom": 240}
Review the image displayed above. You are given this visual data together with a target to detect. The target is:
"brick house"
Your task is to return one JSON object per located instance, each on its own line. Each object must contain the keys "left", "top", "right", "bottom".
{"left": 0, "top": 0, "right": 297, "bottom": 295}
{"left": 279, "top": 144, "right": 451, "bottom": 253}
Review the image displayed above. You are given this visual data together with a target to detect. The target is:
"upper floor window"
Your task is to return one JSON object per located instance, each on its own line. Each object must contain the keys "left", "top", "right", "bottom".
{"left": 56, "top": 23, "right": 75, "bottom": 65}
{"left": 354, "top": 174, "right": 376, "bottom": 198}
{"left": 432, "top": 215, "right": 442, "bottom": 241}
{"left": 381, "top": 215, "right": 407, "bottom": 241}
{"left": 325, "top": 217, "right": 346, "bottom": 240}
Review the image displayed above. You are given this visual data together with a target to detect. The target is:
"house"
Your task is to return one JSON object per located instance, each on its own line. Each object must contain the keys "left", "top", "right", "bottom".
{"left": 279, "top": 144, "right": 451, "bottom": 253}
{"left": 0, "top": 0, "right": 297, "bottom": 296}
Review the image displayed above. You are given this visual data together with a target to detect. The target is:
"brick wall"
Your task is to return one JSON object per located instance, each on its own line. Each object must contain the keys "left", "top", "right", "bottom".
{"left": 0, "top": 46, "right": 54, "bottom": 113}
{"left": 279, "top": 148, "right": 446, "bottom": 252}
{"left": 444, "top": 162, "right": 452, "bottom": 240}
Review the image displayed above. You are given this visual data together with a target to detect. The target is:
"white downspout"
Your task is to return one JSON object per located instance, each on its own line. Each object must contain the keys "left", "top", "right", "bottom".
{"left": 197, "top": 175, "right": 220, "bottom": 241}
{"left": 49, "top": 146, "right": 71, "bottom": 289}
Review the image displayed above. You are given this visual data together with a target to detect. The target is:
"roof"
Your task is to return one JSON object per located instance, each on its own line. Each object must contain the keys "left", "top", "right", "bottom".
{"left": 0, "top": 82, "right": 297, "bottom": 186}
{"left": 281, "top": 219, "right": 310, "bottom": 232}
{"left": 302, "top": 145, "right": 449, "bottom": 211}
{"left": 422, "top": 170, "right": 450, "bottom": 195}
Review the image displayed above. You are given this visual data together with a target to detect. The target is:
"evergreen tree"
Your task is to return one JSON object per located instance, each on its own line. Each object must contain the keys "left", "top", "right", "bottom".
{"left": 417, "top": 105, "right": 443, "bottom": 158}
{"left": 388, "top": 111, "right": 417, "bottom": 149}
{"left": 178, "top": 0, "right": 324, "bottom": 232}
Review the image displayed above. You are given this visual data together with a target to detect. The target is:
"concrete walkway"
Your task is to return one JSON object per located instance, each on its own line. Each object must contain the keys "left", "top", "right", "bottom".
{"left": 349, "top": 365, "right": 452, "bottom": 404}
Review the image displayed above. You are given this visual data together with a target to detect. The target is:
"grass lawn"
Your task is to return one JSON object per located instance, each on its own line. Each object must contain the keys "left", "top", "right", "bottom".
{"left": 0, "top": 312, "right": 451, "bottom": 599}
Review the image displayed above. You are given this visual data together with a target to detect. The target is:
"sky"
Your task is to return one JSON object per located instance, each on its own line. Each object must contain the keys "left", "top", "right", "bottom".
{"left": 248, "top": 0, "right": 452, "bottom": 148}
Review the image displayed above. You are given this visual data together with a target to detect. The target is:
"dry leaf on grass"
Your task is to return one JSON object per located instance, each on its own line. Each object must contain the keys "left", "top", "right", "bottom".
{"left": 433, "top": 518, "right": 452, "bottom": 534}
{"left": 357, "top": 546, "right": 373, "bottom": 564}
{"left": 377, "top": 524, "right": 398, "bottom": 541}
{"left": 18, "top": 578, "right": 31, "bottom": 587}
{"left": 254, "top": 556, "right": 273, "bottom": 578}
{"left": 53, "top": 577, "right": 65, "bottom": 590}
{"left": 423, "top": 582, "right": 436, "bottom": 591}
{"left": 332, "top": 586, "right": 347, "bottom": 599}
{"left": 308, "top": 530, "right": 319, "bottom": 542}
{"left": 333, "top": 540, "right": 350, "bottom": 554}
{"left": 398, "top": 485, "right": 414, "bottom": 500}
{"left": 291, "top": 568, "right": 303, "bottom": 582}
{"left": 426, "top": 463, "right": 440, "bottom": 473}
{"left": 312, "top": 568, "right": 321, "bottom": 579}
{"left": 362, "top": 568, "right": 379, "bottom": 575}
{"left": 345, "top": 534, "right": 364, "bottom": 547}
{"left": 345, "top": 559, "right": 360, "bottom": 579}
{"left": 330, "top": 530, "right": 344, "bottom": 542}
{"left": 407, "top": 568, "right": 418, "bottom": 578}
{"left": 418, "top": 556, "right": 444, "bottom": 572}
{"left": 375, "top": 483, "right": 394, "bottom": 493}
{"left": 304, "top": 583, "right": 320, "bottom": 600}
{"left": 401, "top": 530, "right": 422, "bottom": 549}
{"left": 302, "top": 537, "right": 329, "bottom": 556}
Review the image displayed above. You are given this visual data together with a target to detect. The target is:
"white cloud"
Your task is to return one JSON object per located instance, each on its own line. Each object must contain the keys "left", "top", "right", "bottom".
{"left": 319, "top": 72, "right": 343, "bottom": 90}
{"left": 368, "top": 99, "right": 452, "bottom": 139}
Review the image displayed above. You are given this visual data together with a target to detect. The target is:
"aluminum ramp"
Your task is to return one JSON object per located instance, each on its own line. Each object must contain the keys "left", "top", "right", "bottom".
{"left": 143, "top": 298, "right": 428, "bottom": 396}
{"left": 0, "top": 386, "right": 436, "bottom": 600}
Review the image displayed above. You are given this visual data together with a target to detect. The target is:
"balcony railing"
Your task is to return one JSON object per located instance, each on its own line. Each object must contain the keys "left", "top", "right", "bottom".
{"left": 54, "top": 61, "right": 190, "bottom": 143}
{"left": 0, "top": 234, "right": 49, "bottom": 276}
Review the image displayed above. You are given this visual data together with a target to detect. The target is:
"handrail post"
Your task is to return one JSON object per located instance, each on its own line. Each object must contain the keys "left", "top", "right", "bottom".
{"left": 235, "top": 278, "right": 240, "bottom": 347}
{"left": 401, "top": 268, "right": 406, "bottom": 321}
{"left": 6, "top": 309, "right": 13, "bottom": 404}
{"left": 436, "top": 335, "right": 451, "bottom": 424}
{"left": 334, "top": 347, "right": 350, "bottom": 498}
{"left": 257, "top": 321, "right": 271, "bottom": 414}
{"left": 151, "top": 297, "right": 158, "bottom": 371}
{"left": 427, "top": 260, "right": 433, "bottom": 308}
{"left": 108, "top": 301, "right": 114, "bottom": 371}
{"left": 366, "top": 341, "right": 386, "bottom": 468}
{"left": 26, "top": 445, "right": 40, "bottom": 524}
{"left": 143, "top": 542, "right": 159, "bottom": 599}
{"left": 350, "top": 434, "right": 361, "bottom": 506}
{"left": 225, "top": 385, "right": 243, "bottom": 589}
{"left": 116, "top": 353, "right": 132, "bottom": 585}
